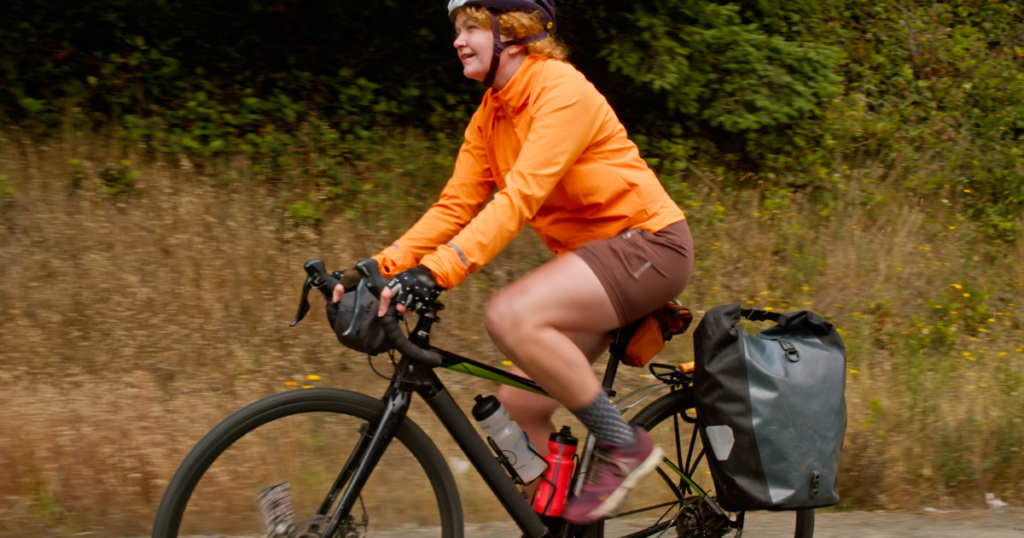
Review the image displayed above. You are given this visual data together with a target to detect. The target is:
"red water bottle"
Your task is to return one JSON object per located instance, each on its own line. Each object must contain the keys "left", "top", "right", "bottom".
{"left": 532, "top": 426, "right": 578, "bottom": 517}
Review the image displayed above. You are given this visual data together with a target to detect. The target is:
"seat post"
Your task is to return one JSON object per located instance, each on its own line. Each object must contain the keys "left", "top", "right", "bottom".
{"left": 602, "top": 323, "right": 638, "bottom": 396}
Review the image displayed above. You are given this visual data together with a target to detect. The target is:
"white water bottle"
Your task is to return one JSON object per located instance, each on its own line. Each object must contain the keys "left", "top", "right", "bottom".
{"left": 472, "top": 395, "right": 547, "bottom": 484}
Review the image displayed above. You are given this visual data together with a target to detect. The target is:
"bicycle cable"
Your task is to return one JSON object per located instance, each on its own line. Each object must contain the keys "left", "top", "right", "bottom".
{"left": 367, "top": 351, "right": 394, "bottom": 381}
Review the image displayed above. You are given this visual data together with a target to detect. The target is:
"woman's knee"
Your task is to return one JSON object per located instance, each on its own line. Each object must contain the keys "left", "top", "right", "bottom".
{"left": 484, "top": 290, "right": 524, "bottom": 347}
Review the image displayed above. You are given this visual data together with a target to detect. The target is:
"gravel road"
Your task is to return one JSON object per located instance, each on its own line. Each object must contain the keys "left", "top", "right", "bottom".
{"left": 165, "top": 509, "right": 1024, "bottom": 538}
{"left": 357, "top": 509, "right": 1024, "bottom": 538}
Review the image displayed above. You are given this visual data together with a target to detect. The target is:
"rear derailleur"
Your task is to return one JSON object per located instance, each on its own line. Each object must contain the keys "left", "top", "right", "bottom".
{"left": 675, "top": 496, "right": 742, "bottom": 538}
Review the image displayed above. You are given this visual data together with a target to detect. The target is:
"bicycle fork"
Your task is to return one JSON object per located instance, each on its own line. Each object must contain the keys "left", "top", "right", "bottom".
{"left": 317, "top": 376, "right": 413, "bottom": 538}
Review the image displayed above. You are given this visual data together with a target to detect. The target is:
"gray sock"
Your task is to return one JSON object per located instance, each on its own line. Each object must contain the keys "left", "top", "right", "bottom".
{"left": 570, "top": 390, "right": 638, "bottom": 447}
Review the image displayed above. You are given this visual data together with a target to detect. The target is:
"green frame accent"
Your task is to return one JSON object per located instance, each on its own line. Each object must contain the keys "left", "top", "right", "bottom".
{"left": 662, "top": 458, "right": 708, "bottom": 498}
{"left": 433, "top": 347, "right": 550, "bottom": 397}
{"left": 443, "top": 362, "right": 548, "bottom": 396}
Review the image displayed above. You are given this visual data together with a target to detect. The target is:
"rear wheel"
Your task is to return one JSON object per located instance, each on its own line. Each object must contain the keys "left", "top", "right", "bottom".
{"left": 584, "top": 387, "right": 814, "bottom": 538}
{"left": 152, "top": 388, "right": 462, "bottom": 538}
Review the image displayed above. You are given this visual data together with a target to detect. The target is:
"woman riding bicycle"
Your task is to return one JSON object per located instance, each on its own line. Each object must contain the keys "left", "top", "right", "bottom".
{"left": 333, "top": 0, "right": 693, "bottom": 525}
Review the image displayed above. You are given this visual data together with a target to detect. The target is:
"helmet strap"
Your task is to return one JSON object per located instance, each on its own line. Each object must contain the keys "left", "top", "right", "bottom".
{"left": 482, "top": 9, "right": 550, "bottom": 88}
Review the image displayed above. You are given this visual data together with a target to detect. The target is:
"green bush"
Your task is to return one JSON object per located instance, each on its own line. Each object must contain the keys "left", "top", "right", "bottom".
{"left": 1, "top": 0, "right": 1022, "bottom": 237}
{"left": 99, "top": 161, "right": 138, "bottom": 196}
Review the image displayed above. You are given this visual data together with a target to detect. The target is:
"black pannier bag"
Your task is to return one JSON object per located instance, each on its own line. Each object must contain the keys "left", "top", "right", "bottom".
{"left": 693, "top": 304, "right": 847, "bottom": 511}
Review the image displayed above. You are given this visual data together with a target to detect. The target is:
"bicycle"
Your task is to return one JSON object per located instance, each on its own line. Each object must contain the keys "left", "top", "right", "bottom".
{"left": 152, "top": 258, "right": 815, "bottom": 538}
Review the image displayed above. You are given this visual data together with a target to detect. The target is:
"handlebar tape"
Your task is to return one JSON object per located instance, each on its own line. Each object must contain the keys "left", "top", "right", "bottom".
{"left": 379, "top": 303, "right": 443, "bottom": 367}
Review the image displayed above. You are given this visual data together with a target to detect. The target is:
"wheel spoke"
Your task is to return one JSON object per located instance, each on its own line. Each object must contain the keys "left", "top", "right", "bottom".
{"left": 607, "top": 500, "right": 679, "bottom": 520}
{"left": 654, "top": 467, "right": 685, "bottom": 502}
{"left": 616, "top": 520, "right": 673, "bottom": 538}
{"left": 673, "top": 411, "right": 683, "bottom": 471}
{"left": 683, "top": 423, "right": 698, "bottom": 476}
{"left": 691, "top": 448, "right": 705, "bottom": 477}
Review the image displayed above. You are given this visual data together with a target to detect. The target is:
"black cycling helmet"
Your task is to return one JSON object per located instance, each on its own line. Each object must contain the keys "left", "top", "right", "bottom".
{"left": 447, "top": 0, "right": 556, "bottom": 87}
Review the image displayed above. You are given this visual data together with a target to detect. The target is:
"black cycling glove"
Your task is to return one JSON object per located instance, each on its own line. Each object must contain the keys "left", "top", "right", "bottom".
{"left": 386, "top": 266, "right": 442, "bottom": 313}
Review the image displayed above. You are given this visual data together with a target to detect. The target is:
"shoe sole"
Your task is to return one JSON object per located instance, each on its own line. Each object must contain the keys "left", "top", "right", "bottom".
{"left": 580, "top": 445, "right": 665, "bottom": 523}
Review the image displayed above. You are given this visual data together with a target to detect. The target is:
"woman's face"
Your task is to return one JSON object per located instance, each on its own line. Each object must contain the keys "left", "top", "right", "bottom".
{"left": 453, "top": 12, "right": 495, "bottom": 82}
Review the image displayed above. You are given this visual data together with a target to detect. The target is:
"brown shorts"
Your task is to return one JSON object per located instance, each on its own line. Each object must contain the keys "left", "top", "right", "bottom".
{"left": 574, "top": 219, "right": 694, "bottom": 325}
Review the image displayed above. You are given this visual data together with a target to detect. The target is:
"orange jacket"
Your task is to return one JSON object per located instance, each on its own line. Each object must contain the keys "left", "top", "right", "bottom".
{"left": 373, "top": 54, "right": 685, "bottom": 289}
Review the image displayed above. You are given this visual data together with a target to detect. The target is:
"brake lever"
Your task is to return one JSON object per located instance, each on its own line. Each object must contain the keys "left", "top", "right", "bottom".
{"left": 343, "top": 278, "right": 369, "bottom": 336}
{"left": 290, "top": 258, "right": 341, "bottom": 327}
{"left": 354, "top": 258, "right": 390, "bottom": 294}
{"left": 343, "top": 258, "right": 390, "bottom": 336}
{"left": 290, "top": 275, "right": 315, "bottom": 327}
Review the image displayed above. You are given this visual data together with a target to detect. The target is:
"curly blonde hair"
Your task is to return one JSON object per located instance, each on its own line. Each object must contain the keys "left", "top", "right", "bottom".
{"left": 452, "top": 6, "right": 569, "bottom": 62}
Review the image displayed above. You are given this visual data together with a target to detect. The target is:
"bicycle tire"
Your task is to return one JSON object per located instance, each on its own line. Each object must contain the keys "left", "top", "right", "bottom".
{"left": 583, "top": 387, "right": 814, "bottom": 538}
{"left": 152, "top": 387, "right": 463, "bottom": 538}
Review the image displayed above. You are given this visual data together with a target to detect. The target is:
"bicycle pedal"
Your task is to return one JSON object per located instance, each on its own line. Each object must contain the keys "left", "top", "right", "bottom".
{"left": 257, "top": 481, "right": 296, "bottom": 537}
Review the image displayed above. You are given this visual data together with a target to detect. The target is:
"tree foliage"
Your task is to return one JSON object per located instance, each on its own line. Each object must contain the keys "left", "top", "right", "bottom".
{"left": 2, "top": 0, "right": 1023, "bottom": 237}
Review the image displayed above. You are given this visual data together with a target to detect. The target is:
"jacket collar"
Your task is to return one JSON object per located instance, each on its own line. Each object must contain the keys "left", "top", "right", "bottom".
{"left": 488, "top": 54, "right": 545, "bottom": 115}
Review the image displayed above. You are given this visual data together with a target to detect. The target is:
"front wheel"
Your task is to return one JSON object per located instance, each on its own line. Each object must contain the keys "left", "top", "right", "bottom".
{"left": 152, "top": 388, "right": 462, "bottom": 538}
{"left": 584, "top": 387, "right": 814, "bottom": 538}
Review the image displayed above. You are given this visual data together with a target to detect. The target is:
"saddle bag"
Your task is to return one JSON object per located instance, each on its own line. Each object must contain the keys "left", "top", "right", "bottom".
{"left": 623, "top": 300, "right": 693, "bottom": 368}
{"left": 693, "top": 304, "right": 847, "bottom": 511}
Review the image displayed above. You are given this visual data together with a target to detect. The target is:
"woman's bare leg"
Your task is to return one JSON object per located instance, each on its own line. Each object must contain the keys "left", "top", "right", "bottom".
{"left": 497, "top": 330, "right": 612, "bottom": 454}
{"left": 485, "top": 252, "right": 623, "bottom": 412}
{"left": 486, "top": 251, "right": 667, "bottom": 523}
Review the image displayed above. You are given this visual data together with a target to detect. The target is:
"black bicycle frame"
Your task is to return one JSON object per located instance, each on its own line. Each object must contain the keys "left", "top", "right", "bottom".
{"left": 315, "top": 312, "right": 644, "bottom": 538}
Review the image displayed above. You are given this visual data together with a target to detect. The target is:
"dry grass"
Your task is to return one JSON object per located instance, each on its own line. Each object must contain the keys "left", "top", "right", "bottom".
{"left": 1, "top": 131, "right": 1023, "bottom": 536}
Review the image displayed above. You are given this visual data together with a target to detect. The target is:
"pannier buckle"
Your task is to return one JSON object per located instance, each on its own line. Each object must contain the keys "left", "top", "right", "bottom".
{"left": 779, "top": 340, "right": 799, "bottom": 362}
